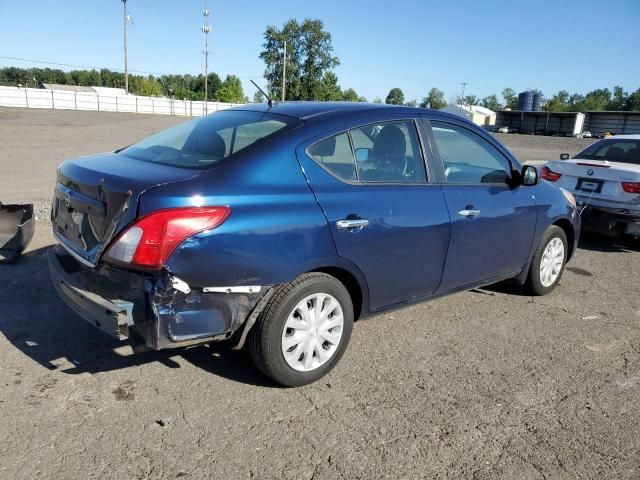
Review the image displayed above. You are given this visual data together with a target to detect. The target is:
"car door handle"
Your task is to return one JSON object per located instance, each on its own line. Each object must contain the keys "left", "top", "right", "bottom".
{"left": 336, "top": 218, "right": 370, "bottom": 230}
{"left": 458, "top": 209, "right": 481, "bottom": 218}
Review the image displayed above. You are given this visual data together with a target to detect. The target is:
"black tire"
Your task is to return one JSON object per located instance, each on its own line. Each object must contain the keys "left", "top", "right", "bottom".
{"left": 524, "top": 225, "right": 568, "bottom": 296}
{"left": 248, "top": 272, "right": 354, "bottom": 387}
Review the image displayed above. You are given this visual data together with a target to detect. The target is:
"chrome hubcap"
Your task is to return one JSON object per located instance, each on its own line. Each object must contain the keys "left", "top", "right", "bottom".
{"left": 281, "top": 293, "right": 344, "bottom": 372}
{"left": 539, "top": 237, "right": 565, "bottom": 287}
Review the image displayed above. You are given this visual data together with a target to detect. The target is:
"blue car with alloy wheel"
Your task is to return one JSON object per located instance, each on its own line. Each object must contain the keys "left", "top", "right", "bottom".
{"left": 48, "top": 102, "right": 580, "bottom": 386}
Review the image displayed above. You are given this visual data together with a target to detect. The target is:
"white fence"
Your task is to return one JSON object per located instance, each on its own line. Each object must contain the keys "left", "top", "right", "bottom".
{"left": 0, "top": 85, "right": 243, "bottom": 117}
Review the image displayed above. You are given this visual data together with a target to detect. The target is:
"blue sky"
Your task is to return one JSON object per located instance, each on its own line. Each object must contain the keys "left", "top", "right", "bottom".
{"left": 1, "top": 0, "right": 638, "bottom": 102}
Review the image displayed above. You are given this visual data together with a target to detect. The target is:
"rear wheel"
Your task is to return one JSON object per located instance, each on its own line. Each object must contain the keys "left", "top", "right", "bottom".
{"left": 248, "top": 273, "right": 354, "bottom": 387}
{"left": 524, "top": 226, "right": 568, "bottom": 296}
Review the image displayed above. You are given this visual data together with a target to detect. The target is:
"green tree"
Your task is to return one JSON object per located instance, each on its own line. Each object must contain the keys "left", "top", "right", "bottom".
{"left": 581, "top": 88, "right": 611, "bottom": 111}
{"left": 253, "top": 90, "right": 265, "bottom": 103}
{"left": 342, "top": 88, "right": 359, "bottom": 102}
{"left": 420, "top": 87, "right": 446, "bottom": 109}
{"left": 314, "top": 72, "right": 343, "bottom": 101}
{"left": 216, "top": 75, "right": 245, "bottom": 103}
{"left": 129, "top": 75, "right": 163, "bottom": 96}
{"left": 461, "top": 94, "right": 479, "bottom": 106}
{"left": 385, "top": 88, "right": 405, "bottom": 105}
{"left": 481, "top": 94, "right": 500, "bottom": 111}
{"left": 260, "top": 18, "right": 339, "bottom": 100}
{"left": 544, "top": 90, "right": 570, "bottom": 112}
{"left": 405, "top": 99, "right": 417, "bottom": 107}
{"left": 625, "top": 88, "right": 640, "bottom": 111}
{"left": 372, "top": 97, "right": 382, "bottom": 104}
{"left": 502, "top": 87, "right": 518, "bottom": 109}
{"left": 608, "top": 86, "right": 627, "bottom": 110}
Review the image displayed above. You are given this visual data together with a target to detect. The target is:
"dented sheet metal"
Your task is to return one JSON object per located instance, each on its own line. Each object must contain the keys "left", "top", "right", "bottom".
{"left": 49, "top": 246, "right": 272, "bottom": 351}
{"left": 0, "top": 203, "right": 34, "bottom": 263}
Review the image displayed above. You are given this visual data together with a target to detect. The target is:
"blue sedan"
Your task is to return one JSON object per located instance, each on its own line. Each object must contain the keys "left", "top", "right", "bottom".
{"left": 48, "top": 102, "right": 580, "bottom": 386}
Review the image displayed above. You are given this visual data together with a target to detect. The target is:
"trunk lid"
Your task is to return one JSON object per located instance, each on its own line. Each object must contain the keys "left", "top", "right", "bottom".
{"left": 52, "top": 152, "right": 202, "bottom": 267}
{"left": 546, "top": 159, "right": 640, "bottom": 204}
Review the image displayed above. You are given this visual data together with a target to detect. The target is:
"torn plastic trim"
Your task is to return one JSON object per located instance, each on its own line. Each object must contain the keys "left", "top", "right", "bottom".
{"left": 0, "top": 203, "right": 35, "bottom": 263}
{"left": 231, "top": 287, "right": 275, "bottom": 351}
{"left": 171, "top": 276, "right": 191, "bottom": 294}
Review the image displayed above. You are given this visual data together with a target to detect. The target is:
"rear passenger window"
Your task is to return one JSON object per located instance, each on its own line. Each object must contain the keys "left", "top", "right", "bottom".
{"left": 431, "top": 121, "right": 512, "bottom": 184}
{"left": 308, "top": 133, "right": 357, "bottom": 181}
{"left": 351, "top": 121, "right": 426, "bottom": 183}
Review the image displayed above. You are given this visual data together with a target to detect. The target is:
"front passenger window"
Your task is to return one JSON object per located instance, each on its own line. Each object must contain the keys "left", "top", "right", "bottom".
{"left": 431, "top": 121, "right": 512, "bottom": 184}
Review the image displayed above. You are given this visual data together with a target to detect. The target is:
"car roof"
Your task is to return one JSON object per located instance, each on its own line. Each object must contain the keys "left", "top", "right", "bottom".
{"left": 229, "top": 101, "right": 439, "bottom": 122}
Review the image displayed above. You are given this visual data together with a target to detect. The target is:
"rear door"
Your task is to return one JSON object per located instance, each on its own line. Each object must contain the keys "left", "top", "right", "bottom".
{"left": 426, "top": 118, "right": 537, "bottom": 291}
{"left": 296, "top": 116, "right": 451, "bottom": 310}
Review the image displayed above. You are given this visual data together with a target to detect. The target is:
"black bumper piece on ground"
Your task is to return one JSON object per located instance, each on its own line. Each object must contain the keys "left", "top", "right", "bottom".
{"left": 0, "top": 203, "right": 34, "bottom": 262}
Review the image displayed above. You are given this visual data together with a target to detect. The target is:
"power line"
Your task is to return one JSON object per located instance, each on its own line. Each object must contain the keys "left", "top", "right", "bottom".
{"left": 0, "top": 55, "right": 162, "bottom": 76}
{"left": 0, "top": 55, "right": 264, "bottom": 80}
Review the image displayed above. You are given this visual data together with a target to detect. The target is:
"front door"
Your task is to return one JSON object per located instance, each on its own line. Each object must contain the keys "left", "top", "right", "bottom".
{"left": 428, "top": 120, "right": 536, "bottom": 291}
{"left": 297, "top": 118, "right": 451, "bottom": 310}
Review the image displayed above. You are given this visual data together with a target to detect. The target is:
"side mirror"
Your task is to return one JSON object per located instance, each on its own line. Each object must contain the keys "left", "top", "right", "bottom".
{"left": 560, "top": 153, "right": 570, "bottom": 160}
{"left": 521, "top": 165, "right": 538, "bottom": 186}
{"left": 354, "top": 148, "right": 369, "bottom": 163}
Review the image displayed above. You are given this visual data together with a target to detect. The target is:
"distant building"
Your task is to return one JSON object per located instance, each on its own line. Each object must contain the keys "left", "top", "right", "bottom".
{"left": 42, "top": 83, "right": 94, "bottom": 93}
{"left": 92, "top": 86, "right": 127, "bottom": 97}
{"left": 496, "top": 111, "right": 585, "bottom": 136}
{"left": 439, "top": 103, "right": 496, "bottom": 127}
{"left": 42, "top": 83, "right": 127, "bottom": 97}
{"left": 584, "top": 111, "right": 640, "bottom": 135}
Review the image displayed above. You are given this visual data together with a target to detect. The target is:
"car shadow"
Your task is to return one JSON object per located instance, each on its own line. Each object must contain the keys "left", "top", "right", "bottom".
{"left": 0, "top": 245, "right": 277, "bottom": 388}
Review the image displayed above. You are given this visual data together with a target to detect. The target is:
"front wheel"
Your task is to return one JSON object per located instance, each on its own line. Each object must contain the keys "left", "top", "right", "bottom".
{"left": 248, "top": 273, "right": 354, "bottom": 387}
{"left": 524, "top": 226, "right": 568, "bottom": 296}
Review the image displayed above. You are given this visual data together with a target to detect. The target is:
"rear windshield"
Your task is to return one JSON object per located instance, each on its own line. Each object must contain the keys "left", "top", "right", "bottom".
{"left": 575, "top": 139, "right": 640, "bottom": 165}
{"left": 121, "top": 110, "right": 300, "bottom": 168}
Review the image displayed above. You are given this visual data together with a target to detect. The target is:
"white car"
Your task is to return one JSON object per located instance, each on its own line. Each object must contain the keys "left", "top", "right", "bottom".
{"left": 541, "top": 135, "right": 640, "bottom": 238}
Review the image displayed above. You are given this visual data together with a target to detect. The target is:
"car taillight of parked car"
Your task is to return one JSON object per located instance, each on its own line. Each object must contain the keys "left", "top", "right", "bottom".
{"left": 104, "top": 206, "right": 231, "bottom": 269}
{"left": 621, "top": 182, "right": 640, "bottom": 194}
{"left": 540, "top": 166, "right": 562, "bottom": 182}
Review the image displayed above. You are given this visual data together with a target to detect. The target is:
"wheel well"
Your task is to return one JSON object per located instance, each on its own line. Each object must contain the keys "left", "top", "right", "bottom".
{"left": 553, "top": 219, "right": 576, "bottom": 260}
{"left": 311, "top": 267, "right": 363, "bottom": 320}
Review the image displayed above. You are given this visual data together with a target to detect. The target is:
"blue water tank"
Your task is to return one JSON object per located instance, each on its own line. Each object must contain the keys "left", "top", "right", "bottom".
{"left": 532, "top": 91, "right": 543, "bottom": 111}
{"left": 518, "top": 91, "right": 533, "bottom": 111}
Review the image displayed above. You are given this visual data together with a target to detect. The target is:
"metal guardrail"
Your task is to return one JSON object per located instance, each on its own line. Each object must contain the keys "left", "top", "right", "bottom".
{"left": 0, "top": 86, "right": 242, "bottom": 117}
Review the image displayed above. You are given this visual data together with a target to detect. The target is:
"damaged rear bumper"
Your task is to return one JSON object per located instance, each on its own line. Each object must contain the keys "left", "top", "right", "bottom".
{"left": 581, "top": 205, "right": 640, "bottom": 237}
{"left": 48, "top": 245, "right": 271, "bottom": 350}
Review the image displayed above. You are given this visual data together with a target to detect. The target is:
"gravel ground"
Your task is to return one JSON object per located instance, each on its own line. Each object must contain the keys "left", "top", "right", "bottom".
{"left": 495, "top": 133, "right": 597, "bottom": 165}
{"left": 0, "top": 109, "right": 639, "bottom": 479}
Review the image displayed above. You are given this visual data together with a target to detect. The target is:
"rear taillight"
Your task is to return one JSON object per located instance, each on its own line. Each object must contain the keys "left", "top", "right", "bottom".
{"left": 541, "top": 166, "right": 562, "bottom": 182}
{"left": 621, "top": 182, "right": 640, "bottom": 194}
{"left": 104, "top": 206, "right": 231, "bottom": 269}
